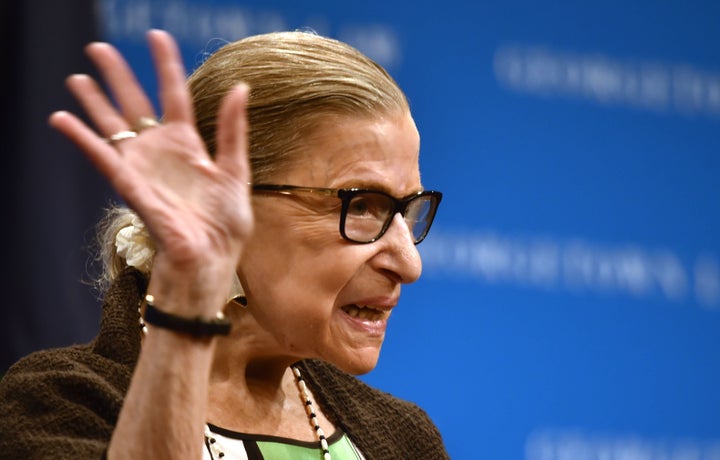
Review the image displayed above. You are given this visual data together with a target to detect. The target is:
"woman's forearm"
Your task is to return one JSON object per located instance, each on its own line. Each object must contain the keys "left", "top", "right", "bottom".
{"left": 108, "top": 327, "right": 216, "bottom": 459}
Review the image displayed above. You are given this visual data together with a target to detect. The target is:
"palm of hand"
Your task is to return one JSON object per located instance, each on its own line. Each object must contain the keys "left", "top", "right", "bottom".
{"left": 49, "top": 29, "right": 253, "bottom": 301}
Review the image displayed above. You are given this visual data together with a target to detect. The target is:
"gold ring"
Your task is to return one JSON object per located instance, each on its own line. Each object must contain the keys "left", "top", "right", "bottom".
{"left": 135, "top": 116, "right": 160, "bottom": 132}
{"left": 106, "top": 130, "right": 138, "bottom": 144}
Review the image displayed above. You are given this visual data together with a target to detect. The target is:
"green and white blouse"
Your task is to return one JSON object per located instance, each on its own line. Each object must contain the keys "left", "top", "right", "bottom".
{"left": 203, "top": 423, "right": 365, "bottom": 460}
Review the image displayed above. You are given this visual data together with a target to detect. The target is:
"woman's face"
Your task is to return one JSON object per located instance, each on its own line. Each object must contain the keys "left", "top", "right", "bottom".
{"left": 239, "top": 112, "right": 423, "bottom": 375}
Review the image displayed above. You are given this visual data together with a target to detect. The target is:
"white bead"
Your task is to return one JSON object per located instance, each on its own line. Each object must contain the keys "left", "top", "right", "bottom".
{"left": 291, "top": 366, "right": 331, "bottom": 460}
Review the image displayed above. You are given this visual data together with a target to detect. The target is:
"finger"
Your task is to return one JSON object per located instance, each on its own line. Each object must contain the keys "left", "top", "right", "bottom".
{"left": 214, "top": 83, "right": 250, "bottom": 181}
{"left": 66, "top": 74, "right": 129, "bottom": 136}
{"left": 147, "top": 29, "right": 194, "bottom": 125}
{"left": 49, "top": 111, "right": 124, "bottom": 181}
{"left": 85, "top": 42, "right": 157, "bottom": 125}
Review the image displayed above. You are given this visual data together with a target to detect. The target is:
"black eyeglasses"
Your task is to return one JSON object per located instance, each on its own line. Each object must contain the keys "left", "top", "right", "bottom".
{"left": 252, "top": 184, "right": 442, "bottom": 244}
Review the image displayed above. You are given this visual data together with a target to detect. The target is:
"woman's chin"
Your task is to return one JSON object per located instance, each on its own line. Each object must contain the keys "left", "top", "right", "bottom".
{"left": 330, "top": 347, "right": 382, "bottom": 376}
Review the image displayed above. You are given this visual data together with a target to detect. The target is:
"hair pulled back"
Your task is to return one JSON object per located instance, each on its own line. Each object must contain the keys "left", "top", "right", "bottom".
{"left": 94, "top": 31, "right": 410, "bottom": 291}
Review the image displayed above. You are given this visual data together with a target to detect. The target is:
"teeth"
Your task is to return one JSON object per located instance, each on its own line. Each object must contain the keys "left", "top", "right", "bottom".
{"left": 343, "top": 304, "right": 384, "bottom": 321}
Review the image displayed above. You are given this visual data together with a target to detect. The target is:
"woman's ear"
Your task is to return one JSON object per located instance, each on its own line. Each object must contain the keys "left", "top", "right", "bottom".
{"left": 228, "top": 271, "right": 248, "bottom": 307}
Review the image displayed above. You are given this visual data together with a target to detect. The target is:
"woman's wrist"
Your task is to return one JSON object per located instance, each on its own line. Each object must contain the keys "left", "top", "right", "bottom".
{"left": 146, "top": 256, "right": 238, "bottom": 316}
{"left": 142, "top": 294, "right": 232, "bottom": 338}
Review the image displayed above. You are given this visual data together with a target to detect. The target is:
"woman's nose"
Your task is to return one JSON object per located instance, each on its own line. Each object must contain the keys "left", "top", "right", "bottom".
{"left": 378, "top": 213, "right": 423, "bottom": 284}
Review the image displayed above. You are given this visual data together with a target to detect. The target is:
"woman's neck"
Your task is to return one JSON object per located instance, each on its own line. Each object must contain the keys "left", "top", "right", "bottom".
{"left": 205, "top": 330, "right": 321, "bottom": 438}
{"left": 207, "top": 361, "right": 334, "bottom": 443}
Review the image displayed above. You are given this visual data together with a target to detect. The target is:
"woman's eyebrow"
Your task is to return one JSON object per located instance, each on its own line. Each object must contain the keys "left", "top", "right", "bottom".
{"left": 334, "top": 180, "right": 425, "bottom": 195}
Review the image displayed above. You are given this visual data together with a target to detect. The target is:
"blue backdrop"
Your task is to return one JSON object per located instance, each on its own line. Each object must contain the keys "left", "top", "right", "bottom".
{"left": 98, "top": 1, "right": 720, "bottom": 458}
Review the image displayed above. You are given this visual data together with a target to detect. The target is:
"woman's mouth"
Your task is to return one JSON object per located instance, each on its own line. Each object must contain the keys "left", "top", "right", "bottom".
{"left": 341, "top": 304, "right": 388, "bottom": 321}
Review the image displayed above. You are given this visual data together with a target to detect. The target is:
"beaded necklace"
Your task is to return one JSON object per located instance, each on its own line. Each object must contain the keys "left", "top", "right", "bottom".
{"left": 204, "top": 365, "right": 332, "bottom": 460}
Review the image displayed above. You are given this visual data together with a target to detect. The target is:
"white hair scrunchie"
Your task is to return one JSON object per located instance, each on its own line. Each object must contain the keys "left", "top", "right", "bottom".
{"left": 115, "top": 216, "right": 154, "bottom": 273}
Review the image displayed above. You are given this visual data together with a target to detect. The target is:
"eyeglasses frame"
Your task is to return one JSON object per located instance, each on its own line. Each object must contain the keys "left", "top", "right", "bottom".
{"left": 251, "top": 184, "right": 442, "bottom": 244}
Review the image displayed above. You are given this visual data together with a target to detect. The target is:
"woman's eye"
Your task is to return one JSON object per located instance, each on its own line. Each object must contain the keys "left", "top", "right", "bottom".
{"left": 347, "top": 195, "right": 388, "bottom": 219}
{"left": 348, "top": 198, "right": 371, "bottom": 216}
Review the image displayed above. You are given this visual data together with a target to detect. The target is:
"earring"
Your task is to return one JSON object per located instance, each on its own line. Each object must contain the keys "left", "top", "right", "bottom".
{"left": 228, "top": 271, "right": 248, "bottom": 307}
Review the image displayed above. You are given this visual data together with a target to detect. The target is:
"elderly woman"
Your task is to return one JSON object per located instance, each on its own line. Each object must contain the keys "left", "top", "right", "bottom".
{"left": 0, "top": 29, "right": 447, "bottom": 459}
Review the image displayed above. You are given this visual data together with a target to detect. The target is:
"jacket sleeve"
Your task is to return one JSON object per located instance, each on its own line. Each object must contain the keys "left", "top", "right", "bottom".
{"left": 0, "top": 346, "right": 128, "bottom": 459}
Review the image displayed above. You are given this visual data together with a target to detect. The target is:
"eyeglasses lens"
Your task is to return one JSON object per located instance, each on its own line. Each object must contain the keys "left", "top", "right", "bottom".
{"left": 405, "top": 196, "right": 434, "bottom": 242}
{"left": 344, "top": 193, "right": 393, "bottom": 242}
{"left": 344, "top": 192, "right": 435, "bottom": 243}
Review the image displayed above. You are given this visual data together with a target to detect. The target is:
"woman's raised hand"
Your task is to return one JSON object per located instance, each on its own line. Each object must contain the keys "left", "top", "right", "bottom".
{"left": 50, "top": 29, "right": 253, "bottom": 314}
